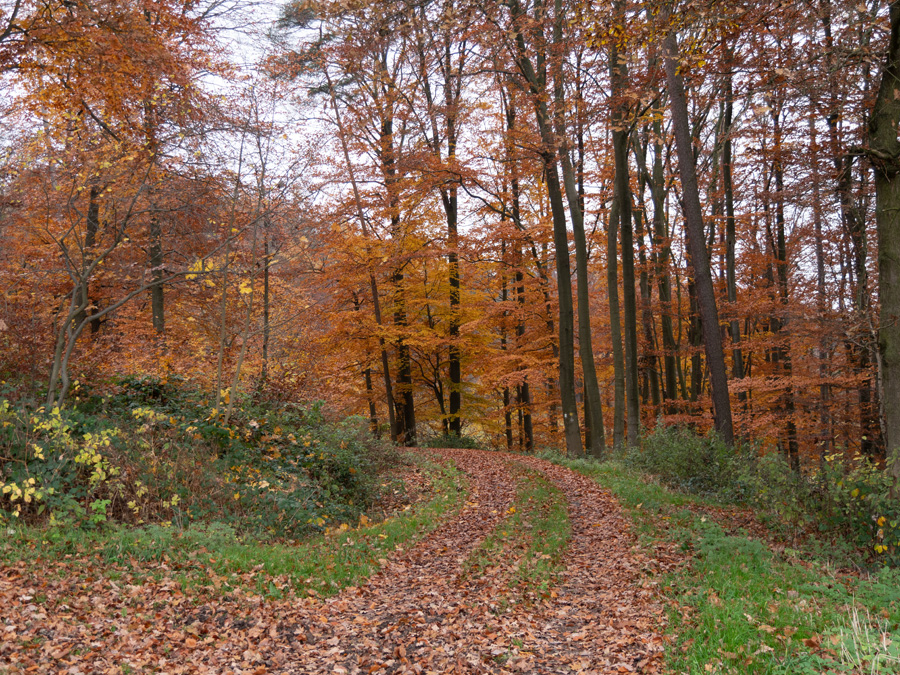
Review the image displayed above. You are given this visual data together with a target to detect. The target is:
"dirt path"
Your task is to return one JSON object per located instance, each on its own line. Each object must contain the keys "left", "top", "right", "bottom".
{"left": 1, "top": 450, "right": 665, "bottom": 674}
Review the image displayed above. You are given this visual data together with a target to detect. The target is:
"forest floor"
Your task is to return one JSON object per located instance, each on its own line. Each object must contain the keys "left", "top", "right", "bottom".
{"left": 0, "top": 449, "right": 669, "bottom": 674}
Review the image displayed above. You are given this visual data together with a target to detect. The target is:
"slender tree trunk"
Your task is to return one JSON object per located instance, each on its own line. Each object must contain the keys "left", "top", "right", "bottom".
{"left": 415, "top": 21, "right": 465, "bottom": 437}
{"left": 509, "top": 0, "right": 582, "bottom": 457}
{"left": 771, "top": 101, "right": 800, "bottom": 472}
{"left": 260, "top": 220, "right": 271, "bottom": 387}
{"left": 391, "top": 240, "right": 416, "bottom": 446}
{"left": 634, "top": 202, "right": 661, "bottom": 408}
{"left": 553, "top": 0, "right": 605, "bottom": 455}
{"left": 808, "top": 109, "right": 832, "bottom": 455}
{"left": 213, "top": 136, "right": 246, "bottom": 415}
{"left": 353, "top": 293, "right": 380, "bottom": 436}
{"left": 611, "top": 0, "right": 640, "bottom": 446}
{"left": 823, "top": 0, "right": 881, "bottom": 459}
{"left": 375, "top": 62, "right": 416, "bottom": 446}
{"left": 688, "top": 279, "right": 703, "bottom": 402}
{"left": 75, "top": 186, "right": 101, "bottom": 334}
{"left": 504, "top": 90, "right": 535, "bottom": 452}
{"left": 648, "top": 114, "right": 679, "bottom": 405}
{"left": 608, "top": 199, "right": 626, "bottom": 448}
{"left": 365, "top": 366, "right": 378, "bottom": 436}
{"left": 325, "top": 69, "right": 398, "bottom": 442}
{"left": 663, "top": 28, "right": 734, "bottom": 445}
{"left": 224, "top": 218, "right": 260, "bottom": 425}
{"left": 869, "top": 0, "right": 900, "bottom": 493}
{"left": 501, "top": 238, "right": 514, "bottom": 450}
{"left": 447, "top": 185, "right": 462, "bottom": 436}
{"left": 149, "top": 215, "right": 164, "bottom": 334}
{"left": 445, "top": 68, "right": 463, "bottom": 438}
{"left": 723, "top": 66, "right": 745, "bottom": 399}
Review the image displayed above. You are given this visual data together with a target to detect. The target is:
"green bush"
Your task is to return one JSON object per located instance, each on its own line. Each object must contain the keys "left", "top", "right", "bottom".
{"left": 621, "top": 423, "right": 900, "bottom": 566}
{"left": 810, "top": 455, "right": 900, "bottom": 565}
{"left": 420, "top": 432, "right": 482, "bottom": 449}
{"left": 627, "top": 424, "right": 747, "bottom": 498}
{"left": 0, "top": 385, "right": 394, "bottom": 541}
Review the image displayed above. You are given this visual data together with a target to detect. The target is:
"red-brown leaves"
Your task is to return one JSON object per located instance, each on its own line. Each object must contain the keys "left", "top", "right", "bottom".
{"left": 0, "top": 450, "right": 666, "bottom": 673}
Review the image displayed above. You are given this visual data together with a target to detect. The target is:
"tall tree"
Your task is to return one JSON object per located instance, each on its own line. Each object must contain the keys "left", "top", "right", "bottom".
{"left": 869, "top": 0, "right": 900, "bottom": 491}
{"left": 506, "top": 0, "right": 583, "bottom": 457}
{"left": 662, "top": 19, "right": 734, "bottom": 445}
{"left": 552, "top": 0, "right": 606, "bottom": 455}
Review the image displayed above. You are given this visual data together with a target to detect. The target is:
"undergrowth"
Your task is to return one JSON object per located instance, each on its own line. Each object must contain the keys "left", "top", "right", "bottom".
{"left": 0, "top": 375, "right": 394, "bottom": 540}
{"left": 420, "top": 432, "right": 483, "bottom": 449}
{"left": 2, "top": 459, "right": 466, "bottom": 600}
{"left": 624, "top": 424, "right": 900, "bottom": 567}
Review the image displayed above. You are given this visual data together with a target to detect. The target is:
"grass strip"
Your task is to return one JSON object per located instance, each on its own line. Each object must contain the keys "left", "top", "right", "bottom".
{"left": 550, "top": 456, "right": 900, "bottom": 674}
{"left": 2, "top": 459, "right": 466, "bottom": 600}
{"left": 464, "top": 461, "right": 569, "bottom": 596}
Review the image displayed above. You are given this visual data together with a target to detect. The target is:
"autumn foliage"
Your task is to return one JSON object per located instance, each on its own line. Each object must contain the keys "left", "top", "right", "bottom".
{"left": 0, "top": 1, "right": 899, "bottom": 479}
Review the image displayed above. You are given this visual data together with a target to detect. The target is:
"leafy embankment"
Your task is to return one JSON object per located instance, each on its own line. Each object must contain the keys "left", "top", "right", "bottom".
{"left": 463, "top": 461, "right": 569, "bottom": 600}
{"left": 0, "top": 377, "right": 393, "bottom": 538}
{"left": 1, "top": 377, "right": 473, "bottom": 603}
{"left": 551, "top": 455, "right": 900, "bottom": 674}
{"left": 2, "top": 459, "right": 464, "bottom": 602}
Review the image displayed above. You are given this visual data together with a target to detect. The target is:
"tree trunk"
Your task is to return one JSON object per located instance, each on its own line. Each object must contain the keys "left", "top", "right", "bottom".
{"left": 365, "top": 366, "right": 378, "bottom": 436}
{"left": 414, "top": 18, "right": 465, "bottom": 437}
{"left": 325, "top": 68, "right": 398, "bottom": 442}
{"left": 353, "top": 293, "right": 379, "bottom": 436}
{"left": 378, "top": 96, "right": 416, "bottom": 445}
{"left": 260, "top": 220, "right": 271, "bottom": 387}
{"left": 608, "top": 199, "right": 626, "bottom": 448}
{"left": 504, "top": 89, "right": 535, "bottom": 452}
{"left": 823, "top": 0, "right": 881, "bottom": 459}
{"left": 149, "top": 215, "right": 164, "bottom": 334}
{"left": 610, "top": 0, "right": 640, "bottom": 447}
{"left": 771, "top": 100, "right": 800, "bottom": 472}
{"left": 75, "top": 186, "right": 101, "bottom": 334}
{"left": 663, "top": 28, "right": 734, "bottom": 445}
{"left": 553, "top": 0, "right": 605, "bottom": 456}
{"left": 688, "top": 279, "right": 703, "bottom": 402}
{"left": 509, "top": 0, "right": 582, "bottom": 457}
{"left": 869, "top": 0, "right": 900, "bottom": 493}
{"left": 634, "top": 202, "right": 661, "bottom": 408}
{"left": 445, "top": 59, "right": 463, "bottom": 438}
{"left": 722, "top": 66, "right": 745, "bottom": 399}
{"left": 646, "top": 113, "right": 679, "bottom": 405}
{"left": 808, "top": 108, "right": 832, "bottom": 456}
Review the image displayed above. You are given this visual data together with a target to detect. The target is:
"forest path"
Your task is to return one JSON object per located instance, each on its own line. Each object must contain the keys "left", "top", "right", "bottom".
{"left": 0, "top": 450, "right": 665, "bottom": 674}
{"left": 213, "top": 449, "right": 666, "bottom": 673}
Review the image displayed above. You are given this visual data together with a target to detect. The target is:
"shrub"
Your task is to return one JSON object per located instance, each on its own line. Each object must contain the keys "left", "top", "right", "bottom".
{"left": 420, "top": 432, "right": 482, "bottom": 449}
{"left": 620, "top": 422, "right": 900, "bottom": 566}
{"left": 0, "top": 387, "right": 394, "bottom": 541}
{"left": 810, "top": 454, "right": 900, "bottom": 565}
{"left": 627, "top": 423, "right": 746, "bottom": 498}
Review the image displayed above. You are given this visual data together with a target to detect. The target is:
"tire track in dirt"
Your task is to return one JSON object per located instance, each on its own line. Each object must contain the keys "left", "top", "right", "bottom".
{"left": 262, "top": 448, "right": 520, "bottom": 674}
{"left": 256, "top": 450, "right": 664, "bottom": 674}
{"left": 513, "top": 454, "right": 666, "bottom": 674}
{"left": 0, "top": 449, "right": 665, "bottom": 674}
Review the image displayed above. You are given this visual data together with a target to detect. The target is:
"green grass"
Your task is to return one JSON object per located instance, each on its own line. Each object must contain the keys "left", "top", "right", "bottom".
{"left": 464, "top": 461, "right": 570, "bottom": 597}
{"left": 548, "top": 456, "right": 900, "bottom": 674}
{"left": 1, "top": 459, "right": 466, "bottom": 600}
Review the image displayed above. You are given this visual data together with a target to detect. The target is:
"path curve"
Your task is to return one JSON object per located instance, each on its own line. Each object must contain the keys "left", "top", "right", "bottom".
{"left": 0, "top": 449, "right": 665, "bottom": 674}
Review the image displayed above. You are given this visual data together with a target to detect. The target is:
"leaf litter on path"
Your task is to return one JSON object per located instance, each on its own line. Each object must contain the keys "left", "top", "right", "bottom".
{"left": 0, "top": 449, "right": 665, "bottom": 674}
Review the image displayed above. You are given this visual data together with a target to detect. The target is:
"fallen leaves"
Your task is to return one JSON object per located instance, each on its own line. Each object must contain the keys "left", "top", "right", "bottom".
{"left": 0, "top": 449, "right": 667, "bottom": 674}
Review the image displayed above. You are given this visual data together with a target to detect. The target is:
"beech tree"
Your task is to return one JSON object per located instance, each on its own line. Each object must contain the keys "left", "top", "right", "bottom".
{"left": 3, "top": 0, "right": 900, "bottom": 484}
